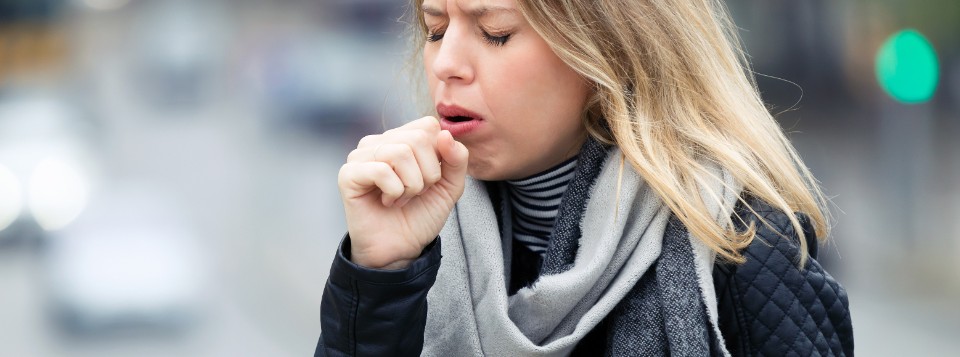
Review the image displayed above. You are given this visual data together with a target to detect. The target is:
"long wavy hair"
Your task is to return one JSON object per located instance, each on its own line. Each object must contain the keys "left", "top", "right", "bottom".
{"left": 407, "top": 0, "right": 831, "bottom": 265}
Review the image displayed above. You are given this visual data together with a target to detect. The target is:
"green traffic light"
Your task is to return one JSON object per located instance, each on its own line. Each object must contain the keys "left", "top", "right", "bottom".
{"left": 876, "top": 29, "right": 940, "bottom": 104}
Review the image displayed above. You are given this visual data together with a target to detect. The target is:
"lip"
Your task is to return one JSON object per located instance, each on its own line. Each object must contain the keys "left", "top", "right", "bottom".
{"left": 436, "top": 104, "right": 484, "bottom": 138}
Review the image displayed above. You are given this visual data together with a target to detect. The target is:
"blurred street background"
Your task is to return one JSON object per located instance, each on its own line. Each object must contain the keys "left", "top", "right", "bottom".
{"left": 0, "top": 0, "right": 957, "bottom": 356}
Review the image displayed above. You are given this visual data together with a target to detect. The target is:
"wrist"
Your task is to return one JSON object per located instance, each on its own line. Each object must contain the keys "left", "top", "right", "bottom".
{"left": 349, "top": 248, "right": 418, "bottom": 270}
{"left": 350, "top": 253, "right": 413, "bottom": 270}
{"left": 344, "top": 233, "right": 434, "bottom": 270}
{"left": 362, "top": 258, "right": 414, "bottom": 270}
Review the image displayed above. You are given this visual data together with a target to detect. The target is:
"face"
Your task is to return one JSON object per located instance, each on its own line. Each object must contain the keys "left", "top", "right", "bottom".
{"left": 422, "top": 0, "right": 590, "bottom": 181}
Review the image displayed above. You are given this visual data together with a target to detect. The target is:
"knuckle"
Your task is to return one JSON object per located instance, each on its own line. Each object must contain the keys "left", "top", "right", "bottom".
{"left": 337, "top": 164, "right": 354, "bottom": 185}
{"left": 380, "top": 144, "right": 403, "bottom": 162}
{"left": 400, "top": 144, "right": 416, "bottom": 161}
{"left": 346, "top": 149, "right": 363, "bottom": 162}
{"left": 382, "top": 166, "right": 402, "bottom": 189}
{"left": 373, "top": 162, "right": 392, "bottom": 177}
{"left": 408, "top": 130, "right": 428, "bottom": 144}
{"left": 400, "top": 118, "right": 425, "bottom": 129}
{"left": 357, "top": 134, "right": 379, "bottom": 148}
{"left": 422, "top": 116, "right": 441, "bottom": 131}
{"left": 408, "top": 177, "right": 425, "bottom": 192}
{"left": 372, "top": 165, "right": 398, "bottom": 193}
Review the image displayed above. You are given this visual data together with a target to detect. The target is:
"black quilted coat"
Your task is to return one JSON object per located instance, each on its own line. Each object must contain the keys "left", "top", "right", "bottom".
{"left": 315, "top": 197, "right": 854, "bottom": 356}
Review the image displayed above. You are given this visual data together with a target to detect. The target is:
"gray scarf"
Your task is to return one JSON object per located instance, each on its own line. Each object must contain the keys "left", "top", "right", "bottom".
{"left": 423, "top": 142, "right": 737, "bottom": 356}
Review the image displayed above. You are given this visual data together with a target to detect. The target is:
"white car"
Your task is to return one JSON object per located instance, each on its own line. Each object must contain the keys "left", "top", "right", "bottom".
{"left": 46, "top": 185, "right": 204, "bottom": 332}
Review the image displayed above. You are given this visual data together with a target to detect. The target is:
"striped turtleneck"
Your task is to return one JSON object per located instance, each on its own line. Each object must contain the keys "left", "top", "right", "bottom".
{"left": 506, "top": 156, "right": 578, "bottom": 255}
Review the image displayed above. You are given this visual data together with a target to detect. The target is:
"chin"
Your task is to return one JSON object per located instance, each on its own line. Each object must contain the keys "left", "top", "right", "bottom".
{"left": 466, "top": 157, "right": 508, "bottom": 181}
{"left": 466, "top": 165, "right": 496, "bottom": 181}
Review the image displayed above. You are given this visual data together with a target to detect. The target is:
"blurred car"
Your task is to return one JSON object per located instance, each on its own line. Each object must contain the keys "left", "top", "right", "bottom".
{"left": 45, "top": 184, "right": 204, "bottom": 333}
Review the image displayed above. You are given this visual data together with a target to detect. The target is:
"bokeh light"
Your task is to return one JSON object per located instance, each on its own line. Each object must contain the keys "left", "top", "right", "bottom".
{"left": 28, "top": 157, "right": 90, "bottom": 231}
{"left": 876, "top": 29, "right": 940, "bottom": 104}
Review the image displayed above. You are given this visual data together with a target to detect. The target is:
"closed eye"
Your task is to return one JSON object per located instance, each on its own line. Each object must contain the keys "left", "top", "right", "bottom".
{"left": 425, "top": 29, "right": 512, "bottom": 47}
{"left": 482, "top": 31, "right": 510, "bottom": 46}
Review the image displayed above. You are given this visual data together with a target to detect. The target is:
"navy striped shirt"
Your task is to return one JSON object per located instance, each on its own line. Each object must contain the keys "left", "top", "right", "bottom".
{"left": 506, "top": 157, "right": 578, "bottom": 255}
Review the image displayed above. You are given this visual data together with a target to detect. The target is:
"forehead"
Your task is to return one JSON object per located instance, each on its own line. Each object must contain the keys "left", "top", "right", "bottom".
{"left": 421, "top": 0, "right": 518, "bottom": 16}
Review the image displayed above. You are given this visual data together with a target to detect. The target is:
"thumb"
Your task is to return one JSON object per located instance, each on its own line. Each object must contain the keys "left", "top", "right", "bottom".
{"left": 437, "top": 130, "right": 469, "bottom": 185}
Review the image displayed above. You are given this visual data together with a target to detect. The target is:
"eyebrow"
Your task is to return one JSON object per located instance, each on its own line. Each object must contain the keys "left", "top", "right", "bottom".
{"left": 421, "top": 4, "right": 518, "bottom": 17}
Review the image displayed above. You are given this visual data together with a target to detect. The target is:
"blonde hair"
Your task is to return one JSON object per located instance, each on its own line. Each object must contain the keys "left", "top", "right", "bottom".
{"left": 408, "top": 0, "right": 830, "bottom": 265}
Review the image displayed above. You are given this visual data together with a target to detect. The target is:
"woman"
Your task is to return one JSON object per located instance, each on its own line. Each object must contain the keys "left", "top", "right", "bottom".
{"left": 317, "top": 0, "right": 853, "bottom": 355}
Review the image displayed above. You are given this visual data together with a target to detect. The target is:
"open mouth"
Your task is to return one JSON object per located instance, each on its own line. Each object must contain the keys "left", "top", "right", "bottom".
{"left": 446, "top": 115, "right": 474, "bottom": 122}
{"left": 436, "top": 104, "right": 484, "bottom": 137}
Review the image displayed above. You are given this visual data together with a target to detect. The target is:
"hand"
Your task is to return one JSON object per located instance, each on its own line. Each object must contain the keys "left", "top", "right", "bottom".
{"left": 337, "top": 117, "right": 469, "bottom": 269}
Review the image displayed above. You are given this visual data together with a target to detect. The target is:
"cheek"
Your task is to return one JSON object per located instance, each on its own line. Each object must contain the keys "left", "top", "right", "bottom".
{"left": 483, "top": 46, "right": 588, "bottom": 134}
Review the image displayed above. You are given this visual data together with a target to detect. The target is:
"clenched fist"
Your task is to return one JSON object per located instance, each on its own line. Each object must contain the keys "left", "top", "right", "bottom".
{"left": 338, "top": 117, "right": 469, "bottom": 269}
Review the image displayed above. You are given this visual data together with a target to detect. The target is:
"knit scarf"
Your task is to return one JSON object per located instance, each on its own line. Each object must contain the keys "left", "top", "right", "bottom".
{"left": 423, "top": 140, "right": 738, "bottom": 356}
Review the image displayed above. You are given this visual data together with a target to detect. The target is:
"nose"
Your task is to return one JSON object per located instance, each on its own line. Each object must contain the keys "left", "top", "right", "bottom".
{"left": 430, "top": 25, "right": 475, "bottom": 85}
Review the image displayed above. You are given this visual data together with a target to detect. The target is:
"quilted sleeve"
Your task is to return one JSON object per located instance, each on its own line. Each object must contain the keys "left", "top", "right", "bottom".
{"left": 713, "top": 201, "right": 854, "bottom": 356}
